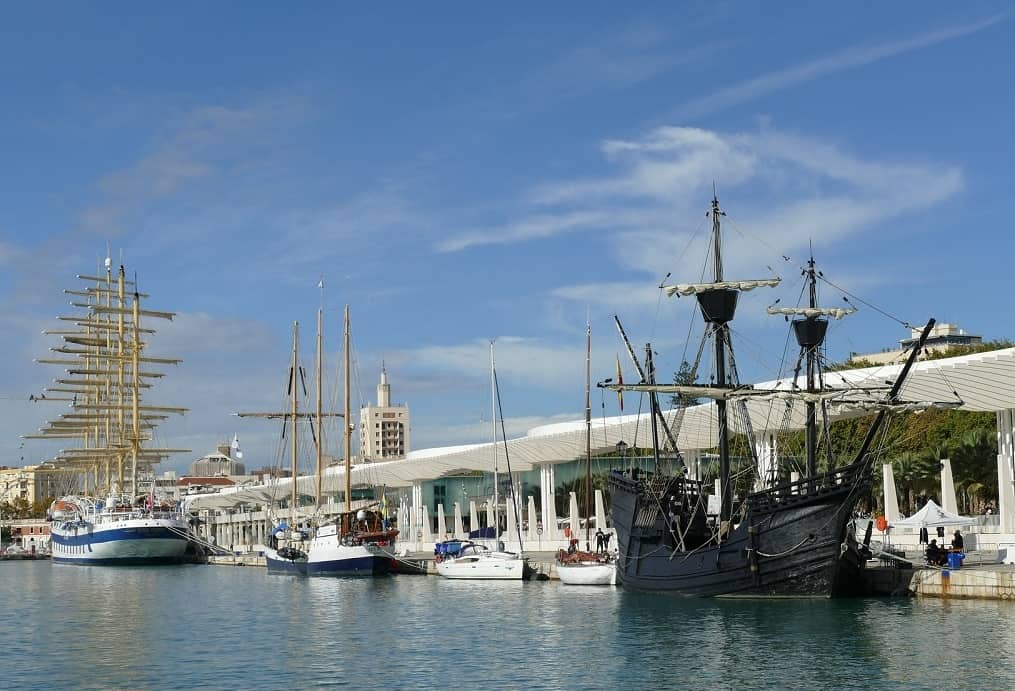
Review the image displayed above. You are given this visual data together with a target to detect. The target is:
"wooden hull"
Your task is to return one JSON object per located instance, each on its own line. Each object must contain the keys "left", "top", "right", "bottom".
{"left": 609, "top": 462, "right": 872, "bottom": 597}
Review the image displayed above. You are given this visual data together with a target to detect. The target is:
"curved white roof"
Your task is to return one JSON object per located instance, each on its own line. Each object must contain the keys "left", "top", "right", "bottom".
{"left": 187, "top": 347, "right": 1015, "bottom": 506}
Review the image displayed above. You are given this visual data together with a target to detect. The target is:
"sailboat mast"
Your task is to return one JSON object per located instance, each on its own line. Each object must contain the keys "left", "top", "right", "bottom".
{"left": 290, "top": 322, "right": 299, "bottom": 519}
{"left": 117, "top": 265, "right": 126, "bottom": 489}
{"left": 584, "top": 322, "right": 592, "bottom": 549}
{"left": 490, "top": 341, "right": 499, "bottom": 539}
{"left": 130, "top": 286, "right": 142, "bottom": 495}
{"left": 804, "top": 256, "right": 818, "bottom": 482}
{"left": 344, "top": 305, "right": 351, "bottom": 524}
{"left": 710, "top": 196, "right": 732, "bottom": 526}
{"left": 316, "top": 308, "right": 323, "bottom": 510}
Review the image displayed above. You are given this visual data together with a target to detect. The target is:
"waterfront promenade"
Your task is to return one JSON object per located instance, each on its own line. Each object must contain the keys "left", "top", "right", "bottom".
{"left": 206, "top": 547, "right": 1015, "bottom": 600}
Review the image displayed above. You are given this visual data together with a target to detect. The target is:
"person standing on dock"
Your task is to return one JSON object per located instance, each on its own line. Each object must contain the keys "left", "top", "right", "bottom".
{"left": 951, "top": 530, "right": 964, "bottom": 551}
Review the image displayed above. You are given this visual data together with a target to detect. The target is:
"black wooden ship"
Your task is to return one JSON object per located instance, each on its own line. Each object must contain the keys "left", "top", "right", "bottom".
{"left": 604, "top": 196, "right": 935, "bottom": 597}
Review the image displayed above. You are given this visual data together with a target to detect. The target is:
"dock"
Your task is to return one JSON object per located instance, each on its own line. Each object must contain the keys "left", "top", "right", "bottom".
{"left": 206, "top": 548, "right": 1015, "bottom": 599}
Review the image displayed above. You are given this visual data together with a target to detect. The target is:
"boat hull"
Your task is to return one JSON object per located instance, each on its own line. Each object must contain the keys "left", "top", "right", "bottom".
{"left": 308, "top": 543, "right": 391, "bottom": 576}
{"left": 265, "top": 547, "right": 308, "bottom": 575}
{"left": 436, "top": 553, "right": 526, "bottom": 580}
{"left": 265, "top": 543, "right": 390, "bottom": 577}
{"left": 609, "top": 464, "right": 871, "bottom": 598}
{"left": 51, "top": 518, "right": 191, "bottom": 566}
{"left": 557, "top": 562, "right": 616, "bottom": 586}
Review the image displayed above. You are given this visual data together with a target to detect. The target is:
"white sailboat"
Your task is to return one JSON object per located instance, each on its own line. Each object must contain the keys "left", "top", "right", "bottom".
{"left": 436, "top": 343, "right": 526, "bottom": 580}
{"left": 29, "top": 258, "right": 193, "bottom": 565}
{"left": 556, "top": 322, "right": 615, "bottom": 586}
{"left": 244, "top": 305, "right": 394, "bottom": 576}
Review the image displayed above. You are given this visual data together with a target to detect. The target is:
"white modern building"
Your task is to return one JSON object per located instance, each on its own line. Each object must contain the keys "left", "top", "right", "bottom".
{"left": 359, "top": 365, "right": 410, "bottom": 462}
{"left": 849, "top": 322, "right": 983, "bottom": 365}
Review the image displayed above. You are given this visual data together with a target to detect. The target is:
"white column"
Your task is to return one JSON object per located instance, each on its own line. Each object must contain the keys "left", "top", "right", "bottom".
{"left": 453, "top": 502, "right": 465, "bottom": 539}
{"left": 594, "top": 489, "right": 607, "bottom": 531}
{"left": 940, "top": 458, "right": 958, "bottom": 515}
{"left": 436, "top": 504, "right": 447, "bottom": 541}
{"left": 469, "top": 500, "right": 478, "bottom": 537}
{"left": 882, "top": 463, "right": 900, "bottom": 523}
{"left": 539, "top": 463, "right": 556, "bottom": 540}
{"left": 754, "top": 433, "right": 778, "bottom": 490}
{"left": 420, "top": 506, "right": 433, "bottom": 543}
{"left": 685, "top": 449, "right": 701, "bottom": 482}
{"left": 485, "top": 501, "right": 495, "bottom": 536}
{"left": 998, "top": 409, "right": 1015, "bottom": 534}
{"left": 411, "top": 483, "right": 423, "bottom": 549}
{"left": 397, "top": 501, "right": 409, "bottom": 553}
{"left": 526, "top": 496, "right": 538, "bottom": 542}
{"left": 568, "top": 491, "right": 580, "bottom": 546}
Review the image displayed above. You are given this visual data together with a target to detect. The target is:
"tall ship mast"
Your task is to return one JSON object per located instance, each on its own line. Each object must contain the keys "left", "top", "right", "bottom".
{"left": 603, "top": 196, "right": 940, "bottom": 596}
{"left": 239, "top": 304, "right": 396, "bottom": 577}
{"left": 26, "top": 256, "right": 194, "bottom": 565}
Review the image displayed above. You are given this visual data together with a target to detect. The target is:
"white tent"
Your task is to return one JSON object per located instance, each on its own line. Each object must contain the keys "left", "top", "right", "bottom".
{"left": 889, "top": 499, "right": 976, "bottom": 529}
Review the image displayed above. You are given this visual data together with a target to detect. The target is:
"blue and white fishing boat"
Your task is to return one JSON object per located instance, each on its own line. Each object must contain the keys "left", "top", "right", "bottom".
{"left": 27, "top": 257, "right": 194, "bottom": 566}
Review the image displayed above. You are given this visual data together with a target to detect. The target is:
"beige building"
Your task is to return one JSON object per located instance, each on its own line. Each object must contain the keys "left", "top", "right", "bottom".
{"left": 359, "top": 366, "right": 410, "bottom": 462}
{"left": 189, "top": 438, "right": 247, "bottom": 477}
{"left": 0, "top": 464, "right": 70, "bottom": 505}
{"left": 848, "top": 323, "right": 982, "bottom": 365}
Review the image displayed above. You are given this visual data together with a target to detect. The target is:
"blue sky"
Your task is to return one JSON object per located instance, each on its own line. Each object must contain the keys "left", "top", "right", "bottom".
{"left": 1, "top": 2, "right": 1012, "bottom": 474}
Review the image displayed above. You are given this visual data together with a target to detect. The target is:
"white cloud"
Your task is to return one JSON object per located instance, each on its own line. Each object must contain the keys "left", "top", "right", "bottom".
{"left": 671, "top": 14, "right": 1007, "bottom": 119}
{"left": 436, "top": 210, "right": 613, "bottom": 253}
{"left": 441, "top": 125, "right": 962, "bottom": 314}
{"left": 78, "top": 96, "right": 307, "bottom": 238}
{"left": 550, "top": 281, "right": 668, "bottom": 311}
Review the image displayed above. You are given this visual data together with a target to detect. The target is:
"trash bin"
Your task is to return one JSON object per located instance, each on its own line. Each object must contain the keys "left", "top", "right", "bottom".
{"left": 947, "top": 551, "right": 963, "bottom": 570}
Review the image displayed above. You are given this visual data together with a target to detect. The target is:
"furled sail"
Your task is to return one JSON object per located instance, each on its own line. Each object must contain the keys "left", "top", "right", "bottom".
{"left": 664, "top": 278, "right": 781, "bottom": 297}
{"left": 766, "top": 306, "right": 856, "bottom": 320}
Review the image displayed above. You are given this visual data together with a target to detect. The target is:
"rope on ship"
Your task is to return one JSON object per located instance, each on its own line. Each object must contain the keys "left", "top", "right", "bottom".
{"left": 754, "top": 534, "right": 814, "bottom": 558}
{"left": 166, "top": 526, "right": 231, "bottom": 555}
{"left": 383, "top": 550, "right": 428, "bottom": 570}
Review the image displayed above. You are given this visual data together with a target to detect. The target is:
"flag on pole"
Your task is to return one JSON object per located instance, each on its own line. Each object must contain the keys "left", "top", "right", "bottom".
{"left": 615, "top": 353, "right": 624, "bottom": 412}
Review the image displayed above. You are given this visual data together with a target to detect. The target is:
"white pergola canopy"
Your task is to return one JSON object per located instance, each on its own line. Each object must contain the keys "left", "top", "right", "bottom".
{"left": 187, "top": 347, "right": 1015, "bottom": 507}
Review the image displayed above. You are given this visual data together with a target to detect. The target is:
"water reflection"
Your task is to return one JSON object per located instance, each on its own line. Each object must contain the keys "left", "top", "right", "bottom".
{"left": 3, "top": 562, "right": 1014, "bottom": 690}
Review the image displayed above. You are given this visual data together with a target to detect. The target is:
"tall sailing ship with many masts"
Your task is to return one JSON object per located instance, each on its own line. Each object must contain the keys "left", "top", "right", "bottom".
{"left": 25, "top": 256, "right": 192, "bottom": 565}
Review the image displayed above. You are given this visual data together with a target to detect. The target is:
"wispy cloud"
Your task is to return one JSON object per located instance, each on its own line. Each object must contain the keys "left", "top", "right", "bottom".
{"left": 440, "top": 124, "right": 962, "bottom": 322}
{"left": 78, "top": 95, "right": 308, "bottom": 238}
{"left": 436, "top": 210, "right": 613, "bottom": 253}
{"left": 514, "top": 22, "right": 724, "bottom": 109}
{"left": 672, "top": 13, "right": 1007, "bottom": 119}
{"left": 388, "top": 336, "right": 587, "bottom": 392}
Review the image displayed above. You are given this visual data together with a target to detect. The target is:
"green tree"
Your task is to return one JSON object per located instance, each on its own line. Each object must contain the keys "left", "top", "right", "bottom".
{"left": 671, "top": 359, "right": 701, "bottom": 407}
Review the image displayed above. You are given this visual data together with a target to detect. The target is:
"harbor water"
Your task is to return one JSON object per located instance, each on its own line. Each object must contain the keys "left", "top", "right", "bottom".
{"left": 4, "top": 561, "right": 1015, "bottom": 689}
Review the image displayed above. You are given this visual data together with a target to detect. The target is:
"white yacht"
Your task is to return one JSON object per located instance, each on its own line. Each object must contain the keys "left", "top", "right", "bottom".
{"left": 435, "top": 540, "right": 525, "bottom": 580}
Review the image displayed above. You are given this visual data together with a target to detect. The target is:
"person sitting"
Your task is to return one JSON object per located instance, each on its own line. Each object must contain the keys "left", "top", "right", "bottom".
{"left": 951, "top": 530, "right": 964, "bottom": 552}
{"left": 925, "top": 540, "right": 947, "bottom": 566}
